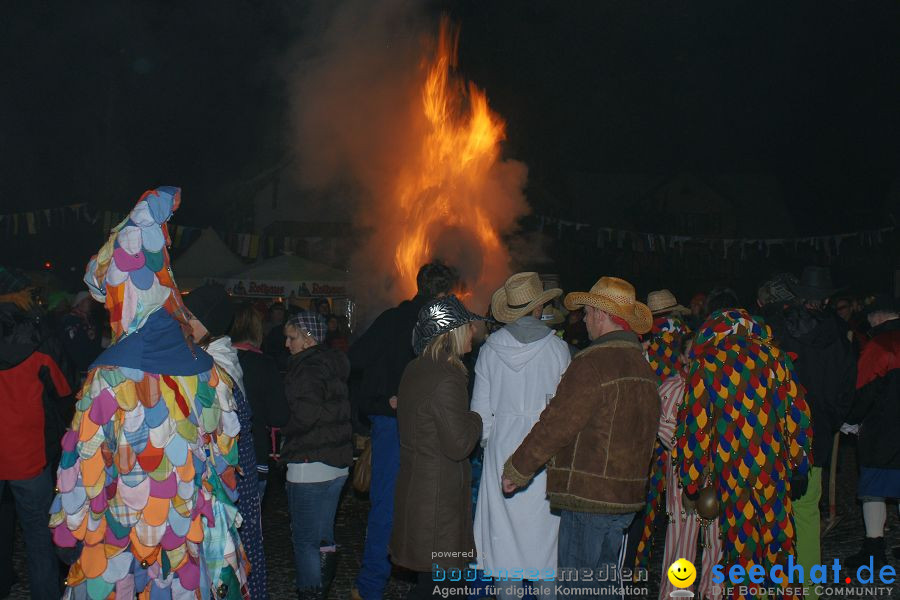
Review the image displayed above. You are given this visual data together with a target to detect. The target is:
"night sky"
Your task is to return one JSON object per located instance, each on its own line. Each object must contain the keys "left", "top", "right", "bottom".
{"left": 2, "top": 1, "right": 899, "bottom": 242}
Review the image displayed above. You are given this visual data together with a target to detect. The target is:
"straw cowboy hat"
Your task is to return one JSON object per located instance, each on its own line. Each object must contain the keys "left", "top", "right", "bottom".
{"left": 491, "top": 272, "right": 562, "bottom": 324}
{"left": 540, "top": 305, "right": 566, "bottom": 326}
{"left": 564, "top": 276, "right": 652, "bottom": 334}
{"left": 646, "top": 289, "right": 691, "bottom": 316}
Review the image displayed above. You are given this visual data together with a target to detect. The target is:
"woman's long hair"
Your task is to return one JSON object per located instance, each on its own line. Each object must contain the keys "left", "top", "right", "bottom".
{"left": 423, "top": 324, "right": 469, "bottom": 370}
{"left": 230, "top": 302, "right": 263, "bottom": 346}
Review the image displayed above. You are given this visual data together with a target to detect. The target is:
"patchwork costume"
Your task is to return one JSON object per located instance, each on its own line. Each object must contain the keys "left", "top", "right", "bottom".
{"left": 674, "top": 309, "right": 812, "bottom": 600}
{"left": 49, "top": 187, "right": 250, "bottom": 599}
{"left": 635, "top": 316, "right": 722, "bottom": 599}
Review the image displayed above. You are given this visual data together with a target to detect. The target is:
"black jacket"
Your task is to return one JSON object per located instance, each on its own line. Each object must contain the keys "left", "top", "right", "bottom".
{"left": 762, "top": 304, "right": 856, "bottom": 467}
{"left": 348, "top": 295, "right": 428, "bottom": 419}
{"left": 281, "top": 344, "right": 352, "bottom": 468}
{"left": 846, "top": 318, "right": 900, "bottom": 469}
{"left": 236, "top": 349, "right": 290, "bottom": 470}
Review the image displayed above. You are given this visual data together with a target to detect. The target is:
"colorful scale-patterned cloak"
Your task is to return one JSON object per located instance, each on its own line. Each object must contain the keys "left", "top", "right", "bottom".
{"left": 49, "top": 187, "right": 250, "bottom": 599}
{"left": 674, "top": 309, "right": 812, "bottom": 600}
{"left": 634, "top": 315, "right": 691, "bottom": 571}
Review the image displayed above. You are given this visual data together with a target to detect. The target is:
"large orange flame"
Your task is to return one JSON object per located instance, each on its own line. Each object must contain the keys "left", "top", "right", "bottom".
{"left": 390, "top": 17, "right": 521, "bottom": 305}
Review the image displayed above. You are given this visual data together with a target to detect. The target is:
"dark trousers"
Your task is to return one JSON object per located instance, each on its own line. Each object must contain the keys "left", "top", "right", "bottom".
{"left": 355, "top": 416, "right": 400, "bottom": 600}
{"left": 0, "top": 467, "right": 60, "bottom": 600}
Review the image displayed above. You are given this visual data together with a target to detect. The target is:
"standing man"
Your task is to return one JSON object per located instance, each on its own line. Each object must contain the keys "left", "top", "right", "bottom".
{"left": 473, "top": 272, "right": 570, "bottom": 600}
{"left": 350, "top": 262, "right": 458, "bottom": 600}
{"left": 757, "top": 270, "right": 856, "bottom": 600}
{"left": 502, "top": 276, "right": 659, "bottom": 599}
{"left": 844, "top": 294, "right": 900, "bottom": 569}
{"left": 675, "top": 307, "right": 812, "bottom": 600}
{"left": 60, "top": 290, "right": 101, "bottom": 379}
{"left": 0, "top": 280, "right": 73, "bottom": 600}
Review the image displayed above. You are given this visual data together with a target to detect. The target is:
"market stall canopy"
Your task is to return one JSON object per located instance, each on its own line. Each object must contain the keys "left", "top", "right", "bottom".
{"left": 172, "top": 228, "right": 245, "bottom": 291}
{"left": 222, "top": 253, "right": 350, "bottom": 298}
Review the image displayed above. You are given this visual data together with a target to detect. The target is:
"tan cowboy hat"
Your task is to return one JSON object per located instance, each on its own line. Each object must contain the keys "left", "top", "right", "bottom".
{"left": 564, "top": 276, "right": 652, "bottom": 334}
{"left": 540, "top": 305, "right": 566, "bottom": 326}
{"left": 646, "top": 289, "right": 691, "bottom": 316}
{"left": 491, "top": 272, "right": 562, "bottom": 324}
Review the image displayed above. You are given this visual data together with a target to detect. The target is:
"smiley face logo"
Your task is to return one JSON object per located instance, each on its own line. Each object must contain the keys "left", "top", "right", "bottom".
{"left": 667, "top": 558, "right": 697, "bottom": 588}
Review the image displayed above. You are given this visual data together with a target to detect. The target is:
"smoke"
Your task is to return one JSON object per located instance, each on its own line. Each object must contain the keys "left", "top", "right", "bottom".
{"left": 287, "top": 0, "right": 536, "bottom": 315}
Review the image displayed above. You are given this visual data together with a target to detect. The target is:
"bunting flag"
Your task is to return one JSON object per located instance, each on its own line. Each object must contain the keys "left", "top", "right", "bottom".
{"left": 2, "top": 201, "right": 893, "bottom": 268}
{"left": 536, "top": 215, "right": 895, "bottom": 258}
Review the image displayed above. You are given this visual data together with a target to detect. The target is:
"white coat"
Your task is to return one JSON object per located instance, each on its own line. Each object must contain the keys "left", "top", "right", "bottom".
{"left": 472, "top": 322, "right": 571, "bottom": 576}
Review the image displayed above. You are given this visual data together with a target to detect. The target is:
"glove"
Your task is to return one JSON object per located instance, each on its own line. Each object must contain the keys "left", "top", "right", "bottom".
{"left": 790, "top": 475, "right": 809, "bottom": 500}
{"left": 840, "top": 422, "right": 860, "bottom": 435}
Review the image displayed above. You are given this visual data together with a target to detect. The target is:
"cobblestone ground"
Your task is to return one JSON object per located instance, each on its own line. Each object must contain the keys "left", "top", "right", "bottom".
{"left": 7, "top": 438, "right": 900, "bottom": 599}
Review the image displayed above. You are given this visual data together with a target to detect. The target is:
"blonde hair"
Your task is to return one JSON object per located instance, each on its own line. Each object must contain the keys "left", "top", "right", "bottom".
{"left": 424, "top": 324, "right": 470, "bottom": 369}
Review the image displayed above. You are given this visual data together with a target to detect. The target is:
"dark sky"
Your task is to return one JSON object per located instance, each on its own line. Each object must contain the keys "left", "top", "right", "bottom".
{"left": 2, "top": 1, "right": 899, "bottom": 234}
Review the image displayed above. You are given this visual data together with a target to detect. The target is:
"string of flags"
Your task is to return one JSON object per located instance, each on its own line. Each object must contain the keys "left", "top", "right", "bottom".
{"left": 0, "top": 203, "right": 894, "bottom": 262}
{"left": 0, "top": 203, "right": 333, "bottom": 261}
{"left": 536, "top": 215, "right": 895, "bottom": 259}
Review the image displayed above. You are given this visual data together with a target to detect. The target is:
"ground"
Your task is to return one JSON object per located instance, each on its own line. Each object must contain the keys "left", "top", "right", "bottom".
{"left": 6, "top": 439, "right": 900, "bottom": 599}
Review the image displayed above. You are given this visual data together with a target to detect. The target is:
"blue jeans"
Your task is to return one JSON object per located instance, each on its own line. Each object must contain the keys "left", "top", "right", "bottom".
{"left": 286, "top": 475, "right": 347, "bottom": 590}
{"left": 258, "top": 477, "right": 267, "bottom": 506}
{"left": 355, "top": 416, "right": 400, "bottom": 600}
{"left": 0, "top": 466, "right": 60, "bottom": 600}
{"left": 557, "top": 510, "right": 633, "bottom": 600}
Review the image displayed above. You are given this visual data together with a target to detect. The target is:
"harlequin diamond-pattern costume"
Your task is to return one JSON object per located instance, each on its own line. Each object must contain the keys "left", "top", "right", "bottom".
{"left": 49, "top": 187, "right": 250, "bottom": 599}
{"left": 635, "top": 317, "right": 691, "bottom": 569}
{"left": 674, "top": 309, "right": 812, "bottom": 600}
{"left": 634, "top": 316, "right": 723, "bottom": 599}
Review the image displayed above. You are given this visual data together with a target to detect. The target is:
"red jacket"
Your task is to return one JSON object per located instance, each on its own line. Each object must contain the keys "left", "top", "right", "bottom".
{"left": 0, "top": 350, "right": 71, "bottom": 479}
{"left": 848, "top": 318, "right": 900, "bottom": 468}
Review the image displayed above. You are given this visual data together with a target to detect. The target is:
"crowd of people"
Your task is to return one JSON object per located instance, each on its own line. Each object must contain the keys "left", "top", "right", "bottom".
{"left": 0, "top": 186, "right": 898, "bottom": 600}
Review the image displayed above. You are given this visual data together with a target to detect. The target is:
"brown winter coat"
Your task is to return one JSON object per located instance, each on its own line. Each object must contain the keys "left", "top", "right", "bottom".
{"left": 504, "top": 330, "right": 659, "bottom": 513}
{"left": 389, "top": 352, "right": 482, "bottom": 572}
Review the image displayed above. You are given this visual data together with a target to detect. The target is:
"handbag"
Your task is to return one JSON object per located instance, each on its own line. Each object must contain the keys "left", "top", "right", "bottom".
{"left": 352, "top": 437, "right": 373, "bottom": 493}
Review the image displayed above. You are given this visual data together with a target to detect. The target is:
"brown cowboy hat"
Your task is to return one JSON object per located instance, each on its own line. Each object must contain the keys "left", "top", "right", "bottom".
{"left": 564, "top": 276, "right": 652, "bottom": 334}
{"left": 491, "top": 272, "right": 562, "bottom": 324}
{"left": 646, "top": 289, "right": 690, "bottom": 316}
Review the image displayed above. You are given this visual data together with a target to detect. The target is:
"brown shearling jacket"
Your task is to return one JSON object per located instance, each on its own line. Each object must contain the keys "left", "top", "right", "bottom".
{"left": 504, "top": 330, "right": 659, "bottom": 513}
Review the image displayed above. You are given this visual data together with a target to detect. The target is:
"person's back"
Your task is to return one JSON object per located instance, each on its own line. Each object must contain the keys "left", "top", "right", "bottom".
{"left": 763, "top": 303, "right": 855, "bottom": 467}
{"left": 501, "top": 276, "right": 659, "bottom": 600}
{"left": 675, "top": 308, "right": 813, "bottom": 583}
{"left": 0, "top": 300, "right": 72, "bottom": 600}
{"left": 350, "top": 262, "right": 459, "bottom": 600}
{"left": 236, "top": 349, "right": 289, "bottom": 479}
{"left": 472, "top": 320, "right": 570, "bottom": 580}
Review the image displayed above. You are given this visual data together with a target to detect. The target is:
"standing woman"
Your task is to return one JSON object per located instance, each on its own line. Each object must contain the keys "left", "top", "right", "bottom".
{"left": 230, "top": 303, "right": 290, "bottom": 503}
{"left": 184, "top": 284, "right": 271, "bottom": 600}
{"left": 390, "top": 296, "right": 485, "bottom": 600}
{"left": 282, "top": 312, "right": 352, "bottom": 600}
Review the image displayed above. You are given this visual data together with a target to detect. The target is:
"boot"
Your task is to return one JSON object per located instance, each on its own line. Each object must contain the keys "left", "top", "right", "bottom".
{"left": 845, "top": 537, "right": 887, "bottom": 572}
{"left": 297, "top": 587, "right": 323, "bottom": 600}
{"left": 320, "top": 546, "right": 338, "bottom": 600}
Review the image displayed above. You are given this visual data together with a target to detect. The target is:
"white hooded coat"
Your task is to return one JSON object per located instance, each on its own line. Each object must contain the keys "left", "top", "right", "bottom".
{"left": 472, "top": 318, "right": 571, "bottom": 577}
